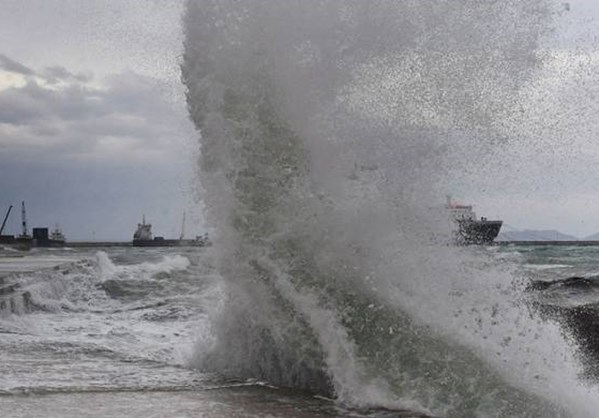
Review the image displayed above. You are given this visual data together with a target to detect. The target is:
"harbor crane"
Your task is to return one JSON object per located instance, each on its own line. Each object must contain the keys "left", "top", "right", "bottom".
{"left": 20, "top": 201, "right": 29, "bottom": 238}
{"left": 0, "top": 205, "right": 12, "bottom": 235}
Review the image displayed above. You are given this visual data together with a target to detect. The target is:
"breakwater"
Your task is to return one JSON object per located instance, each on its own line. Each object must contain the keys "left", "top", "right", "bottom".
{"left": 67, "top": 242, "right": 131, "bottom": 248}
{"left": 497, "top": 241, "right": 599, "bottom": 246}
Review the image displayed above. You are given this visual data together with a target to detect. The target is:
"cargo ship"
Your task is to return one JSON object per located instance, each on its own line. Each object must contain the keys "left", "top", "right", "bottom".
{"left": 132, "top": 215, "right": 208, "bottom": 247}
{"left": 446, "top": 196, "right": 502, "bottom": 245}
{"left": 33, "top": 226, "right": 66, "bottom": 247}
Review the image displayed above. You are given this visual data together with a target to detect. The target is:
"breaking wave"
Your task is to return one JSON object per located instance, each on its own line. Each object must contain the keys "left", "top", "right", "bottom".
{"left": 182, "top": 1, "right": 599, "bottom": 416}
{"left": 0, "top": 251, "right": 192, "bottom": 316}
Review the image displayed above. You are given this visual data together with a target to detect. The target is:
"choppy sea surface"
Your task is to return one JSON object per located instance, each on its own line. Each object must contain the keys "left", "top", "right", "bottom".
{"left": 0, "top": 246, "right": 426, "bottom": 417}
{"left": 0, "top": 244, "right": 598, "bottom": 417}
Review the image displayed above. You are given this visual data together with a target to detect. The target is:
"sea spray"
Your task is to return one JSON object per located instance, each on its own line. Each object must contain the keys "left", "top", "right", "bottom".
{"left": 183, "top": 1, "right": 599, "bottom": 415}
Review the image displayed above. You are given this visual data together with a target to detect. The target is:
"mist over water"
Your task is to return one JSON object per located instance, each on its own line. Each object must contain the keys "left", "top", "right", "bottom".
{"left": 182, "top": 1, "right": 599, "bottom": 416}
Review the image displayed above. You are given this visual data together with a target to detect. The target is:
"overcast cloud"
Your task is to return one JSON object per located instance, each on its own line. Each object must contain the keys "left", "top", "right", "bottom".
{"left": 0, "top": 0, "right": 201, "bottom": 242}
{"left": 1, "top": 1, "right": 599, "bottom": 239}
{"left": 1, "top": 61, "right": 181, "bottom": 164}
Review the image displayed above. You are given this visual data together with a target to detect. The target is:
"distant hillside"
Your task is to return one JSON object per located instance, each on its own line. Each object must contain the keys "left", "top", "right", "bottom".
{"left": 583, "top": 232, "right": 599, "bottom": 241}
{"left": 497, "top": 230, "right": 579, "bottom": 241}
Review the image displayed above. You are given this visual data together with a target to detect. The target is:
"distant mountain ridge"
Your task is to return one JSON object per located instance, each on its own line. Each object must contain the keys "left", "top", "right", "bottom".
{"left": 497, "top": 229, "right": 579, "bottom": 241}
{"left": 583, "top": 232, "right": 599, "bottom": 241}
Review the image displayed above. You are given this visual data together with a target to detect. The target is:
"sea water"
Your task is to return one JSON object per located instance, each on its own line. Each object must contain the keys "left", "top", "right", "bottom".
{"left": 1, "top": 245, "right": 599, "bottom": 417}
{"left": 0, "top": 246, "right": 429, "bottom": 417}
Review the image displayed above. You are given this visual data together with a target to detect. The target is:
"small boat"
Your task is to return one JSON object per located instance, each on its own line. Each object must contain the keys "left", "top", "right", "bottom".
{"left": 446, "top": 196, "right": 502, "bottom": 245}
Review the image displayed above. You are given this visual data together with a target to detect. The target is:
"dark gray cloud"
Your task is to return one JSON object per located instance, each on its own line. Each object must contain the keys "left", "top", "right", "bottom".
{"left": 0, "top": 157, "right": 190, "bottom": 241}
{"left": 41, "top": 66, "right": 92, "bottom": 84}
{"left": 0, "top": 54, "right": 201, "bottom": 241}
{"left": 0, "top": 56, "right": 186, "bottom": 165}
{"left": 0, "top": 53, "right": 34, "bottom": 75}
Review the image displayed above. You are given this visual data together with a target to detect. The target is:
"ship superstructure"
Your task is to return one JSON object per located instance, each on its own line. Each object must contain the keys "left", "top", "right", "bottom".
{"left": 50, "top": 226, "right": 66, "bottom": 243}
{"left": 447, "top": 196, "right": 502, "bottom": 245}
{"left": 133, "top": 215, "right": 153, "bottom": 241}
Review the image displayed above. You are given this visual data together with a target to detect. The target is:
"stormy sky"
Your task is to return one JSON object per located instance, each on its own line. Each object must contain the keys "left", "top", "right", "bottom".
{"left": 0, "top": 0, "right": 200, "bottom": 241}
{"left": 1, "top": 1, "right": 599, "bottom": 240}
{"left": 453, "top": 0, "right": 599, "bottom": 238}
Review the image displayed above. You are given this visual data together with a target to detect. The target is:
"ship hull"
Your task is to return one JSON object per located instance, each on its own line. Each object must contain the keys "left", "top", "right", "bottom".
{"left": 0, "top": 236, "right": 65, "bottom": 248}
{"left": 0, "top": 236, "right": 33, "bottom": 251}
{"left": 36, "top": 239, "right": 66, "bottom": 248}
{"left": 454, "top": 220, "right": 503, "bottom": 245}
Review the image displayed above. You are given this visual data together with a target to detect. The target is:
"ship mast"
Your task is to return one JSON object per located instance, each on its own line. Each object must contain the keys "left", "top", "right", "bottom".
{"left": 21, "top": 201, "right": 28, "bottom": 237}
{"left": 180, "top": 211, "right": 186, "bottom": 240}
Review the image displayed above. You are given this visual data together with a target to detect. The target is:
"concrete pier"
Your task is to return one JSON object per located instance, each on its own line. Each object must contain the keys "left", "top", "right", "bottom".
{"left": 67, "top": 242, "right": 131, "bottom": 248}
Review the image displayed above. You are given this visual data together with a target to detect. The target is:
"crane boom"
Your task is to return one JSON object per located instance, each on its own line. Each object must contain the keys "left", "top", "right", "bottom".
{"left": 0, "top": 205, "right": 12, "bottom": 235}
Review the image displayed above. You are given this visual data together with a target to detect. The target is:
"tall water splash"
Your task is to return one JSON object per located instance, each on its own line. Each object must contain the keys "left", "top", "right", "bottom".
{"left": 182, "top": 1, "right": 599, "bottom": 416}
